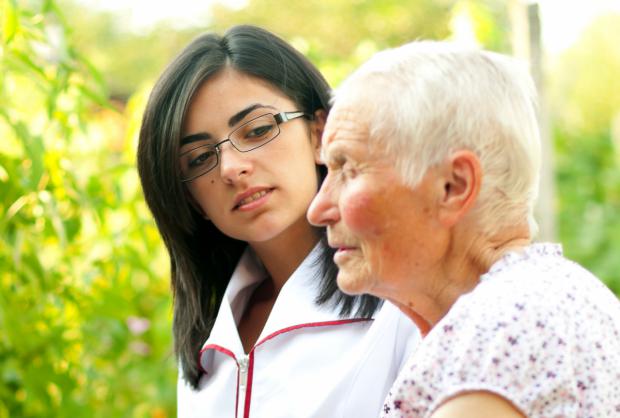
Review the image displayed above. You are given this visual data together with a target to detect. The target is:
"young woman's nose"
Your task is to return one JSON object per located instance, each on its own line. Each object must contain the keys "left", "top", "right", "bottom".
{"left": 218, "top": 142, "right": 253, "bottom": 183}
{"left": 307, "top": 176, "right": 340, "bottom": 226}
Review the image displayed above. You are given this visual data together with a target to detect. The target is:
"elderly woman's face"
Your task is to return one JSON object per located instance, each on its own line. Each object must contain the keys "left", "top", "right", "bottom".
{"left": 308, "top": 105, "right": 442, "bottom": 299}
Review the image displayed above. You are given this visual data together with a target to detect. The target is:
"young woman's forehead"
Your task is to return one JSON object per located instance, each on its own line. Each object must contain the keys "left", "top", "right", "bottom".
{"left": 197, "top": 72, "right": 292, "bottom": 109}
{"left": 181, "top": 69, "right": 296, "bottom": 136}
{"left": 205, "top": 68, "right": 293, "bottom": 101}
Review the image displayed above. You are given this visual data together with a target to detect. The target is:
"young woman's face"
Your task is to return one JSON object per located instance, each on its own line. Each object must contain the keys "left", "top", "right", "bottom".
{"left": 180, "top": 68, "right": 323, "bottom": 245}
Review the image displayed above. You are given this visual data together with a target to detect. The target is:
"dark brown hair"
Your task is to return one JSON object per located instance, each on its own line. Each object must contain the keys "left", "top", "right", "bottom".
{"left": 137, "top": 25, "right": 380, "bottom": 388}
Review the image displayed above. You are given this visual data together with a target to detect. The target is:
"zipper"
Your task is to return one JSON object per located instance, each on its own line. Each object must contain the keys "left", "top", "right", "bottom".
{"left": 237, "top": 354, "right": 250, "bottom": 417}
{"left": 197, "top": 319, "right": 372, "bottom": 417}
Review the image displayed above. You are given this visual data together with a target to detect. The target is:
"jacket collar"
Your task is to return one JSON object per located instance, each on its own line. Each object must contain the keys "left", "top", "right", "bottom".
{"left": 199, "top": 244, "right": 370, "bottom": 370}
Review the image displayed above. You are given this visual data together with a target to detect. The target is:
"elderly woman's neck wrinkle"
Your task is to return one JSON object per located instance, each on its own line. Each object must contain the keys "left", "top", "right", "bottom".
{"left": 427, "top": 225, "right": 530, "bottom": 325}
{"left": 472, "top": 226, "right": 531, "bottom": 273}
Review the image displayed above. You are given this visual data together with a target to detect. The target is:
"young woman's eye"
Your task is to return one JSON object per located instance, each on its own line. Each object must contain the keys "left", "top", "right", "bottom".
{"left": 246, "top": 124, "right": 275, "bottom": 140}
{"left": 188, "top": 149, "right": 216, "bottom": 168}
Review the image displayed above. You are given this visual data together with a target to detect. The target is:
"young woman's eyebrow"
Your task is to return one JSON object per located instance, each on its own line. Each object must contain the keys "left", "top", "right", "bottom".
{"left": 180, "top": 103, "right": 278, "bottom": 145}
{"left": 180, "top": 132, "right": 211, "bottom": 146}
{"left": 227, "top": 103, "right": 276, "bottom": 127}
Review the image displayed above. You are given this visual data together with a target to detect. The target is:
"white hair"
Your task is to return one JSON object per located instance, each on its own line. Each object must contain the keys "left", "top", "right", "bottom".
{"left": 332, "top": 41, "right": 541, "bottom": 237}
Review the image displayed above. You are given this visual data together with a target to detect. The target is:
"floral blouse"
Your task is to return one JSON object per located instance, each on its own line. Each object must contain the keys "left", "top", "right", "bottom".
{"left": 382, "top": 243, "right": 620, "bottom": 418}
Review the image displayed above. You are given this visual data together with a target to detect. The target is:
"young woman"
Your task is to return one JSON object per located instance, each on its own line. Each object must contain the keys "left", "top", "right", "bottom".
{"left": 137, "top": 25, "right": 419, "bottom": 418}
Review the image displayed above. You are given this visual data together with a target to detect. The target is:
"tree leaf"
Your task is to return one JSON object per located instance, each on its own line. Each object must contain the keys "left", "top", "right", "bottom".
{"left": 2, "top": 0, "right": 19, "bottom": 44}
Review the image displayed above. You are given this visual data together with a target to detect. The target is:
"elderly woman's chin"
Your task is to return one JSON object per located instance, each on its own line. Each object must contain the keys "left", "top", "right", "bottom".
{"left": 335, "top": 267, "right": 374, "bottom": 296}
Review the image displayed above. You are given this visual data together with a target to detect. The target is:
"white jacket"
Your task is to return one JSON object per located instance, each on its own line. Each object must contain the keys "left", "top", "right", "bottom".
{"left": 178, "top": 245, "right": 420, "bottom": 418}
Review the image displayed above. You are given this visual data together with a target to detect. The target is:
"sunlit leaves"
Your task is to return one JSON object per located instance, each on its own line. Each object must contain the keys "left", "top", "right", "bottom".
{"left": 2, "top": 0, "right": 19, "bottom": 44}
{"left": 209, "top": 0, "right": 454, "bottom": 86}
{"left": 2, "top": 1, "right": 618, "bottom": 417}
{"left": 548, "top": 14, "right": 620, "bottom": 296}
{"left": 1, "top": 1, "right": 175, "bottom": 417}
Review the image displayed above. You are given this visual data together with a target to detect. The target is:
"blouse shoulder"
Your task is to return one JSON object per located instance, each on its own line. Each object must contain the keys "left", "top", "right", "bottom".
{"left": 382, "top": 244, "right": 620, "bottom": 418}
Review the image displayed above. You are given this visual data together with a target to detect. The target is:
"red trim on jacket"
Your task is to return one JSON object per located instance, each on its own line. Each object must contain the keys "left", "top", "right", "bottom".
{"left": 199, "top": 319, "right": 373, "bottom": 417}
{"left": 198, "top": 344, "right": 237, "bottom": 373}
{"left": 254, "top": 318, "right": 371, "bottom": 347}
{"left": 235, "top": 318, "right": 372, "bottom": 418}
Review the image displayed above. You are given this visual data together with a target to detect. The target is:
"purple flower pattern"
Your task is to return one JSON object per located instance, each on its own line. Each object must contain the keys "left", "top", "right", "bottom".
{"left": 382, "top": 243, "right": 620, "bottom": 418}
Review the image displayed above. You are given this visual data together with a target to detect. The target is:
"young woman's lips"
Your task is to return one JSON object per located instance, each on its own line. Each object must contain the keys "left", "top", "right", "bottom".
{"left": 233, "top": 188, "right": 274, "bottom": 211}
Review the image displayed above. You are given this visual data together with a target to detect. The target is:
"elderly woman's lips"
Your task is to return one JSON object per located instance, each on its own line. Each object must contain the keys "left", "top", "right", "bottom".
{"left": 334, "top": 247, "right": 357, "bottom": 264}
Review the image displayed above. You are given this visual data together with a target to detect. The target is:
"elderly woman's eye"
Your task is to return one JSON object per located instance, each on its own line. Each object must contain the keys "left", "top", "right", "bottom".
{"left": 341, "top": 164, "right": 357, "bottom": 179}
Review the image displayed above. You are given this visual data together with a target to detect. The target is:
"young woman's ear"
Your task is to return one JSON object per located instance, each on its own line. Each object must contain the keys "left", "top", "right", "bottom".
{"left": 310, "top": 109, "right": 327, "bottom": 164}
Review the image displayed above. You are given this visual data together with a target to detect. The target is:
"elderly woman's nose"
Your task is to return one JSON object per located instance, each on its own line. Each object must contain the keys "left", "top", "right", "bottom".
{"left": 218, "top": 143, "right": 253, "bottom": 182}
{"left": 307, "top": 182, "right": 339, "bottom": 226}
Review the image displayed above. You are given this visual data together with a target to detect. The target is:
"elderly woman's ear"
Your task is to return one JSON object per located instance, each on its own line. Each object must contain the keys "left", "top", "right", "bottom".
{"left": 436, "top": 150, "right": 482, "bottom": 227}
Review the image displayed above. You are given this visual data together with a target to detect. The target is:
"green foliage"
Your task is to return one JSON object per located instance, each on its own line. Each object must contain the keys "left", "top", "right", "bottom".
{"left": 57, "top": 0, "right": 202, "bottom": 99}
{"left": 1, "top": 1, "right": 618, "bottom": 417}
{"left": 56, "top": 0, "right": 511, "bottom": 95}
{"left": 0, "top": 1, "right": 175, "bottom": 417}
{"left": 550, "top": 14, "right": 620, "bottom": 296}
{"left": 210, "top": 0, "right": 455, "bottom": 85}
{"left": 555, "top": 127, "right": 620, "bottom": 295}
{"left": 450, "top": 0, "right": 511, "bottom": 52}
{"left": 548, "top": 14, "right": 620, "bottom": 136}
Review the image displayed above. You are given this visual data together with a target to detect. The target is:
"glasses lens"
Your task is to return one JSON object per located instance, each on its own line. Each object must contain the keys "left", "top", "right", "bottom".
{"left": 230, "top": 114, "right": 280, "bottom": 151}
{"left": 180, "top": 145, "right": 218, "bottom": 181}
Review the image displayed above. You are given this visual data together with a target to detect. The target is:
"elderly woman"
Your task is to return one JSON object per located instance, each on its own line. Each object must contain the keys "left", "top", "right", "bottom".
{"left": 307, "top": 41, "right": 620, "bottom": 418}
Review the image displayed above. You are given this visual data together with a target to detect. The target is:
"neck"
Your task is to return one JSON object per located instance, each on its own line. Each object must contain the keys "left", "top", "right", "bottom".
{"left": 249, "top": 217, "right": 321, "bottom": 293}
{"left": 393, "top": 222, "right": 531, "bottom": 334}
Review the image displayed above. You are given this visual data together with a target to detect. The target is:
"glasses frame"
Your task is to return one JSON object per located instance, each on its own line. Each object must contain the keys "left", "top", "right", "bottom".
{"left": 180, "top": 111, "right": 311, "bottom": 182}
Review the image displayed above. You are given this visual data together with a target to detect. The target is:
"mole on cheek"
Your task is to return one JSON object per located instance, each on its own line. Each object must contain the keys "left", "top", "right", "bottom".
{"left": 210, "top": 179, "right": 215, "bottom": 184}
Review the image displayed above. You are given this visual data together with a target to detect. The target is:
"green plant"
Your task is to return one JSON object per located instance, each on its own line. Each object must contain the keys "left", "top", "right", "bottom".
{"left": 0, "top": 1, "right": 175, "bottom": 416}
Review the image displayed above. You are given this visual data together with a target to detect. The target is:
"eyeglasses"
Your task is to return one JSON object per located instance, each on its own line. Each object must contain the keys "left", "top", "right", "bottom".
{"left": 179, "top": 111, "right": 311, "bottom": 182}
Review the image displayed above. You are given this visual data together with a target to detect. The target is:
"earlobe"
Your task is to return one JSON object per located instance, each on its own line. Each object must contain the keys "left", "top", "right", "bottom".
{"left": 438, "top": 151, "right": 481, "bottom": 227}
{"left": 310, "top": 109, "right": 327, "bottom": 164}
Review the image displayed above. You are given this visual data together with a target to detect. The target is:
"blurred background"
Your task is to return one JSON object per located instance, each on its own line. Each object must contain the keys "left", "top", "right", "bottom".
{"left": 1, "top": 0, "right": 619, "bottom": 417}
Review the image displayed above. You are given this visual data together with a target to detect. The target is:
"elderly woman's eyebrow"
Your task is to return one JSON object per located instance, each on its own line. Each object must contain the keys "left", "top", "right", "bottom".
{"left": 322, "top": 147, "right": 350, "bottom": 167}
